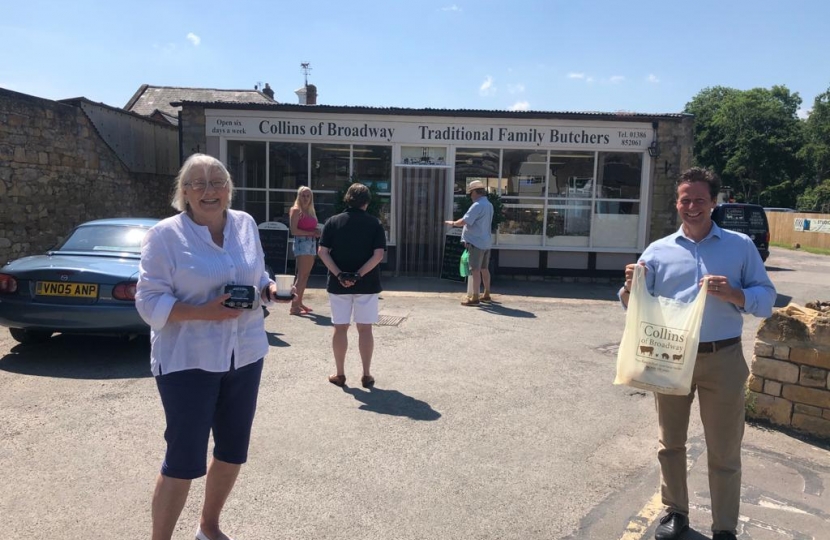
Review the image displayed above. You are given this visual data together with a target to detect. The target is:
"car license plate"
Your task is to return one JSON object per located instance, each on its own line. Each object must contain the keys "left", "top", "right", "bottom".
{"left": 36, "top": 281, "right": 99, "bottom": 298}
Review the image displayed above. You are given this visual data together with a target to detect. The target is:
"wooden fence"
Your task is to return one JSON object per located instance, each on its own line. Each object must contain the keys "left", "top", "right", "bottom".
{"left": 767, "top": 212, "right": 830, "bottom": 250}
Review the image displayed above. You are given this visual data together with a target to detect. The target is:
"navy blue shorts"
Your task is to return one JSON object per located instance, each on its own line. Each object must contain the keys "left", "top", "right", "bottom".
{"left": 155, "top": 358, "right": 264, "bottom": 479}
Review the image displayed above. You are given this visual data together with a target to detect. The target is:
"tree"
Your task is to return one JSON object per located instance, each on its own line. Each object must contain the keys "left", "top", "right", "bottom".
{"left": 798, "top": 87, "right": 830, "bottom": 185}
{"left": 684, "top": 86, "right": 741, "bottom": 176}
{"left": 685, "top": 85, "right": 805, "bottom": 202}
{"left": 796, "top": 179, "right": 830, "bottom": 213}
{"left": 758, "top": 180, "right": 797, "bottom": 208}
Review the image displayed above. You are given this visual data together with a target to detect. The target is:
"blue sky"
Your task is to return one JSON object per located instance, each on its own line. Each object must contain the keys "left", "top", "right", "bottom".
{"left": 2, "top": 0, "right": 827, "bottom": 117}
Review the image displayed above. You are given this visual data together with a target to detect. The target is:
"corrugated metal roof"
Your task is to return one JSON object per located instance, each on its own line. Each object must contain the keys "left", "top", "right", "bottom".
{"left": 174, "top": 101, "right": 690, "bottom": 121}
{"left": 124, "top": 85, "right": 275, "bottom": 118}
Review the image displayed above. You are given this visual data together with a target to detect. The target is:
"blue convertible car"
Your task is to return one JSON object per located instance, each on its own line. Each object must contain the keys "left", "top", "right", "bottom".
{"left": 0, "top": 218, "right": 160, "bottom": 344}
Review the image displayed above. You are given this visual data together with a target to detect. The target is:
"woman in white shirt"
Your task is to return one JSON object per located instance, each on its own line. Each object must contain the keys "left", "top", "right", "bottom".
{"left": 136, "top": 154, "right": 285, "bottom": 540}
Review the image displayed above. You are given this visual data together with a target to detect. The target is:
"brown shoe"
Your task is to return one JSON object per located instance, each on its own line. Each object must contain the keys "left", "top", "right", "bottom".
{"left": 328, "top": 374, "right": 346, "bottom": 387}
{"left": 461, "top": 297, "right": 480, "bottom": 306}
{"left": 361, "top": 375, "right": 375, "bottom": 388}
{"left": 481, "top": 294, "right": 492, "bottom": 302}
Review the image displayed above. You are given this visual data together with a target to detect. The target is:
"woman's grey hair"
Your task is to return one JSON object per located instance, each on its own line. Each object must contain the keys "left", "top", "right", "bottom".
{"left": 171, "top": 153, "right": 235, "bottom": 212}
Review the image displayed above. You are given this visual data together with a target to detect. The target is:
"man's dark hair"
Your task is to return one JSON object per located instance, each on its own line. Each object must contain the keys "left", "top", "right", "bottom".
{"left": 676, "top": 167, "right": 721, "bottom": 200}
{"left": 344, "top": 183, "right": 371, "bottom": 209}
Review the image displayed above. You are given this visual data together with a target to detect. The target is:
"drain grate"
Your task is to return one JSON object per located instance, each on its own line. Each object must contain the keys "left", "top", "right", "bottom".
{"left": 375, "top": 315, "right": 406, "bottom": 327}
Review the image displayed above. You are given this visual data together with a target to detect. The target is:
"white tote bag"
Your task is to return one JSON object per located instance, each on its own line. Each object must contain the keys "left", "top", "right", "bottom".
{"left": 614, "top": 265, "right": 709, "bottom": 395}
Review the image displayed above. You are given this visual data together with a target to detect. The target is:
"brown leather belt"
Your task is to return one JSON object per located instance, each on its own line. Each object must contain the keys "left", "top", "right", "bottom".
{"left": 697, "top": 336, "right": 741, "bottom": 354}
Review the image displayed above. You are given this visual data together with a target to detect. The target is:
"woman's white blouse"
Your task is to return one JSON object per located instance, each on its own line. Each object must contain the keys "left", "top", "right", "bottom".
{"left": 136, "top": 210, "right": 272, "bottom": 376}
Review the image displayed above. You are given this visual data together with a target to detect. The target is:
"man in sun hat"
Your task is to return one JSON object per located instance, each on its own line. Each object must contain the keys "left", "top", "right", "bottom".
{"left": 445, "top": 180, "right": 494, "bottom": 306}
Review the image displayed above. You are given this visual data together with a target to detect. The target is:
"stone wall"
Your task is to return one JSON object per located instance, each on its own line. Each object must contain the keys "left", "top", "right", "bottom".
{"left": 748, "top": 302, "right": 830, "bottom": 439}
{"left": 180, "top": 104, "right": 207, "bottom": 162}
{"left": 0, "top": 88, "right": 176, "bottom": 265}
{"left": 648, "top": 116, "right": 695, "bottom": 242}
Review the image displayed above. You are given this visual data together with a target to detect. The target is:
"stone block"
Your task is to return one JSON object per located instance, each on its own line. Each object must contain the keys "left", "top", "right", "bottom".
{"left": 751, "top": 357, "right": 799, "bottom": 383}
{"left": 757, "top": 310, "right": 811, "bottom": 343}
{"left": 13, "top": 146, "right": 25, "bottom": 162}
{"left": 750, "top": 392, "right": 792, "bottom": 425}
{"left": 791, "top": 413, "right": 830, "bottom": 439}
{"left": 790, "top": 347, "right": 830, "bottom": 369}
{"left": 800, "top": 366, "right": 827, "bottom": 388}
{"left": 794, "top": 403, "right": 823, "bottom": 417}
{"left": 748, "top": 375, "right": 764, "bottom": 392}
{"left": 824, "top": 410, "right": 830, "bottom": 421}
{"left": 754, "top": 342, "right": 774, "bottom": 358}
{"left": 773, "top": 345, "right": 791, "bottom": 360}
{"left": 781, "top": 385, "right": 830, "bottom": 409}
{"left": 764, "top": 380, "right": 782, "bottom": 396}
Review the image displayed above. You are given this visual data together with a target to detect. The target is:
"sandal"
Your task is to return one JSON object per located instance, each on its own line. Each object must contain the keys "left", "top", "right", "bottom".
{"left": 361, "top": 375, "right": 375, "bottom": 388}
{"left": 301, "top": 304, "right": 313, "bottom": 312}
{"left": 328, "top": 374, "right": 346, "bottom": 387}
{"left": 196, "top": 528, "right": 234, "bottom": 540}
{"left": 289, "top": 306, "right": 303, "bottom": 315}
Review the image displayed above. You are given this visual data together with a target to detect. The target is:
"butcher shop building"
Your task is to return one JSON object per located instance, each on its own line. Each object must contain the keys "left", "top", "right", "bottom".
{"left": 177, "top": 101, "right": 693, "bottom": 278}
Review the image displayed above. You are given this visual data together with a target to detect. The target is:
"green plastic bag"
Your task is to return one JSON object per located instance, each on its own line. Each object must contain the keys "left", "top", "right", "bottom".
{"left": 459, "top": 249, "right": 469, "bottom": 278}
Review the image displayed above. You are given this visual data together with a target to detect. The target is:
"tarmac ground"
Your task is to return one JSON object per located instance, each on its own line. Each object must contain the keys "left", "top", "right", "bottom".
{"left": 0, "top": 247, "right": 828, "bottom": 539}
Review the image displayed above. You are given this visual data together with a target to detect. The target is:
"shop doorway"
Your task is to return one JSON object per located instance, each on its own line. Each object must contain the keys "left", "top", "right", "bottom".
{"left": 395, "top": 166, "right": 450, "bottom": 276}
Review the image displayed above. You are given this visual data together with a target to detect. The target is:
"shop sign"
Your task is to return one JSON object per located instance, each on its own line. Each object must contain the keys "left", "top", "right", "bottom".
{"left": 205, "top": 114, "right": 652, "bottom": 151}
{"left": 794, "top": 218, "right": 830, "bottom": 233}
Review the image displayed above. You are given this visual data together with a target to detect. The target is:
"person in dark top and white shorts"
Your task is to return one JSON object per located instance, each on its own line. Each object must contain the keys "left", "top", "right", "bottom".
{"left": 317, "top": 183, "right": 386, "bottom": 389}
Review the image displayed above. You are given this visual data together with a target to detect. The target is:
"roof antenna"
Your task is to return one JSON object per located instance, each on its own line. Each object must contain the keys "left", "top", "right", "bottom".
{"left": 301, "top": 63, "right": 312, "bottom": 87}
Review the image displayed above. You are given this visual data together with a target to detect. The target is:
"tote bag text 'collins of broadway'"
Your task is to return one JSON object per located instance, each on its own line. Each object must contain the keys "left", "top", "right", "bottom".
{"left": 614, "top": 264, "right": 709, "bottom": 396}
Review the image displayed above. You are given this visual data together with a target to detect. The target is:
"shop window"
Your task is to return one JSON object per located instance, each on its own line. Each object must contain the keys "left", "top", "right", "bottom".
{"left": 546, "top": 199, "right": 590, "bottom": 247}
{"left": 227, "top": 141, "right": 266, "bottom": 189}
{"left": 231, "top": 190, "right": 266, "bottom": 224}
{"left": 312, "top": 144, "right": 350, "bottom": 191}
{"left": 269, "top": 142, "right": 309, "bottom": 190}
{"left": 400, "top": 146, "right": 447, "bottom": 166}
{"left": 498, "top": 203, "right": 543, "bottom": 246}
{"left": 311, "top": 191, "right": 337, "bottom": 225}
{"left": 596, "top": 152, "right": 642, "bottom": 199}
{"left": 353, "top": 145, "right": 392, "bottom": 193}
{"left": 591, "top": 201, "right": 641, "bottom": 248}
{"left": 501, "top": 150, "right": 547, "bottom": 200}
{"left": 454, "top": 148, "right": 500, "bottom": 195}
{"left": 266, "top": 191, "right": 297, "bottom": 229}
{"left": 548, "top": 152, "right": 595, "bottom": 198}
{"left": 376, "top": 194, "right": 392, "bottom": 242}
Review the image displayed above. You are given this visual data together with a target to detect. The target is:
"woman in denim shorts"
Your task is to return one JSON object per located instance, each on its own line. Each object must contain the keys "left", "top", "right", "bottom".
{"left": 289, "top": 186, "right": 320, "bottom": 314}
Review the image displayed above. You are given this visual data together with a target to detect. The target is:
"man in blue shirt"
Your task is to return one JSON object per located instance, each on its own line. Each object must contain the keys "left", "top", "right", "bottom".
{"left": 621, "top": 168, "right": 775, "bottom": 540}
{"left": 445, "top": 180, "right": 494, "bottom": 306}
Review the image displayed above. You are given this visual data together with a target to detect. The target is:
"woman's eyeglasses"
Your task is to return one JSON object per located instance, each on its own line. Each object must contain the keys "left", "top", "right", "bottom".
{"left": 186, "top": 179, "right": 229, "bottom": 191}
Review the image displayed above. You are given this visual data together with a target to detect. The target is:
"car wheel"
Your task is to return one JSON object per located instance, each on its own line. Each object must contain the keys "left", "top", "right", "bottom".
{"left": 9, "top": 328, "right": 54, "bottom": 344}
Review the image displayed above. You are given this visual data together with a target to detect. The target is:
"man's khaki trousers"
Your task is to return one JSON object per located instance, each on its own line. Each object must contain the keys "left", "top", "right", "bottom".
{"left": 654, "top": 342, "right": 749, "bottom": 533}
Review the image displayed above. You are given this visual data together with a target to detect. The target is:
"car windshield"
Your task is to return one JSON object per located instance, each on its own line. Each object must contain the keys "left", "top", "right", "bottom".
{"left": 57, "top": 225, "right": 148, "bottom": 254}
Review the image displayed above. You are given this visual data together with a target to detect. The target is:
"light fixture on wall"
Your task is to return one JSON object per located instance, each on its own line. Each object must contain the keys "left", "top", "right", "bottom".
{"left": 647, "top": 140, "right": 660, "bottom": 158}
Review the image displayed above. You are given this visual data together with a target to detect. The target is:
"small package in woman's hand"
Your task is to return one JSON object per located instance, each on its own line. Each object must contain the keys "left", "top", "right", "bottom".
{"left": 223, "top": 285, "right": 257, "bottom": 309}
